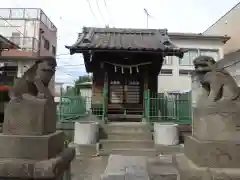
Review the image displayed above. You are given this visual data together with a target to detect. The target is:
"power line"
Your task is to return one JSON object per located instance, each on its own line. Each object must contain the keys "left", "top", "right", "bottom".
{"left": 56, "top": 53, "right": 83, "bottom": 58}
{"left": 96, "top": 0, "right": 107, "bottom": 26}
{"left": 103, "top": 0, "right": 114, "bottom": 27}
{"left": 57, "top": 64, "right": 85, "bottom": 67}
{"left": 56, "top": 53, "right": 71, "bottom": 57}
{"left": 86, "top": 0, "right": 100, "bottom": 25}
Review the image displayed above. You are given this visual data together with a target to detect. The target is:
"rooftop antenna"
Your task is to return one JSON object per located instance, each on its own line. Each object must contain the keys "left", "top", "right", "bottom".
{"left": 144, "top": 8, "right": 151, "bottom": 28}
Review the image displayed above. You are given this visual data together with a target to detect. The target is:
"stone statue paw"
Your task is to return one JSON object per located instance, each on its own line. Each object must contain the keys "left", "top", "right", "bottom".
{"left": 37, "top": 93, "right": 45, "bottom": 99}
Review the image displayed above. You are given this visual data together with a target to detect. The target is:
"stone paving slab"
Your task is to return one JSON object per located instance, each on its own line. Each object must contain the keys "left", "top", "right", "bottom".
{"left": 102, "top": 155, "right": 149, "bottom": 180}
{"left": 147, "top": 155, "right": 179, "bottom": 180}
{"left": 71, "top": 156, "right": 108, "bottom": 180}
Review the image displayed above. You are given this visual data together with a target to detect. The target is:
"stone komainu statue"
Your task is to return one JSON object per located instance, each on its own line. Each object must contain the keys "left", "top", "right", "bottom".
{"left": 192, "top": 54, "right": 240, "bottom": 141}
{"left": 9, "top": 57, "right": 56, "bottom": 100}
{"left": 193, "top": 55, "right": 240, "bottom": 103}
{"left": 3, "top": 57, "right": 57, "bottom": 136}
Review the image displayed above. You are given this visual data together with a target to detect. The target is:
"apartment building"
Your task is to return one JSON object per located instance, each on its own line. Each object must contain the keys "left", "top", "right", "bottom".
{"left": 0, "top": 34, "right": 20, "bottom": 122}
{"left": 158, "top": 33, "right": 229, "bottom": 93}
{"left": 0, "top": 34, "right": 19, "bottom": 86}
{"left": 0, "top": 8, "right": 57, "bottom": 92}
{"left": 203, "top": 2, "right": 240, "bottom": 55}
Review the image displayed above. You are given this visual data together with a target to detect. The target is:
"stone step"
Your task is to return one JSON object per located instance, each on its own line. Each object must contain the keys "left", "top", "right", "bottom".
{"left": 69, "top": 143, "right": 99, "bottom": 157}
{"left": 106, "top": 122, "right": 151, "bottom": 134}
{"left": 100, "top": 139, "right": 154, "bottom": 149}
{"left": 107, "top": 132, "right": 153, "bottom": 140}
{"left": 99, "top": 148, "right": 157, "bottom": 156}
{"left": 155, "top": 144, "right": 184, "bottom": 155}
{"left": 101, "top": 155, "right": 149, "bottom": 180}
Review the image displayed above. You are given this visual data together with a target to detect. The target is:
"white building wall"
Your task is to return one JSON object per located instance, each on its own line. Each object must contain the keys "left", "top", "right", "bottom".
{"left": 203, "top": 3, "right": 240, "bottom": 54}
{"left": 55, "top": 83, "right": 63, "bottom": 97}
{"left": 158, "top": 38, "right": 225, "bottom": 93}
{"left": 79, "top": 88, "right": 92, "bottom": 112}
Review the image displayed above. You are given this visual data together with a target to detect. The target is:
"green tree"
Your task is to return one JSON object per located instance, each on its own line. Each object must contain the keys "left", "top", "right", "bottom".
{"left": 74, "top": 75, "right": 92, "bottom": 85}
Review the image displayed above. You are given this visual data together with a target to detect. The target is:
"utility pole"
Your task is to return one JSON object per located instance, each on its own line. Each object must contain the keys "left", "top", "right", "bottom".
{"left": 144, "top": 8, "right": 151, "bottom": 28}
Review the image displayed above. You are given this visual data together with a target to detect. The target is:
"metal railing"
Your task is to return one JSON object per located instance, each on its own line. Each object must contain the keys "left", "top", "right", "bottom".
{"left": 5, "top": 37, "right": 38, "bottom": 52}
{"left": 0, "top": 8, "right": 57, "bottom": 32}
{"left": 57, "top": 88, "right": 108, "bottom": 122}
{"left": 144, "top": 91, "right": 192, "bottom": 124}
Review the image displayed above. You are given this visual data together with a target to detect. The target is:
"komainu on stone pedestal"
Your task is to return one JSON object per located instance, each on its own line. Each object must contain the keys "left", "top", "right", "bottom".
{"left": 185, "top": 54, "right": 240, "bottom": 169}
{"left": 0, "top": 57, "right": 75, "bottom": 180}
{"left": 146, "top": 54, "right": 240, "bottom": 180}
{"left": 192, "top": 55, "right": 240, "bottom": 141}
{"left": 3, "top": 57, "right": 57, "bottom": 135}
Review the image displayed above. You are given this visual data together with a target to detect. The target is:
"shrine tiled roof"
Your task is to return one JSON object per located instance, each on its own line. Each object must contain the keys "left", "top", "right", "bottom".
{"left": 65, "top": 27, "right": 185, "bottom": 57}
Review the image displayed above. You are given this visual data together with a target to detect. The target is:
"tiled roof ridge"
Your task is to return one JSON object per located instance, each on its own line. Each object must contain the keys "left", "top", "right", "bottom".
{"left": 82, "top": 27, "right": 168, "bottom": 34}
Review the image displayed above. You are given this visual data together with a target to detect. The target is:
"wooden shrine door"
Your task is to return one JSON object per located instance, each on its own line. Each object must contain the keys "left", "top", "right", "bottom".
{"left": 109, "top": 74, "right": 141, "bottom": 106}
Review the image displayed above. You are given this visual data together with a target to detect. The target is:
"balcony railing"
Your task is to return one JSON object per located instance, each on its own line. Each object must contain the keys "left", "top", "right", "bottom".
{"left": 0, "top": 8, "right": 57, "bottom": 32}
{"left": 5, "top": 37, "right": 39, "bottom": 52}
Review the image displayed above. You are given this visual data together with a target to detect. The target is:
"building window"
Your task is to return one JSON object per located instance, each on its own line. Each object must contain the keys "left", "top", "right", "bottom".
{"left": 200, "top": 49, "right": 219, "bottom": 61}
{"left": 52, "top": 45, "right": 56, "bottom": 56}
{"left": 159, "top": 69, "right": 173, "bottom": 76}
{"left": 179, "top": 49, "right": 198, "bottom": 66}
{"left": 163, "top": 56, "right": 173, "bottom": 65}
{"left": 44, "top": 38, "right": 50, "bottom": 50}
{"left": 179, "top": 69, "right": 193, "bottom": 76}
{"left": 10, "top": 32, "right": 21, "bottom": 46}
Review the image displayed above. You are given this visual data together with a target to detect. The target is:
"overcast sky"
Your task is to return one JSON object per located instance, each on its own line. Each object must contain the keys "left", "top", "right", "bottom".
{"left": 1, "top": 0, "right": 239, "bottom": 85}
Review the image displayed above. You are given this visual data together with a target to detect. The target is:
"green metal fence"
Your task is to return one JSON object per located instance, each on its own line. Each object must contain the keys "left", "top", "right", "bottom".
{"left": 57, "top": 88, "right": 108, "bottom": 121}
{"left": 144, "top": 91, "right": 192, "bottom": 124}
{"left": 57, "top": 95, "right": 87, "bottom": 120}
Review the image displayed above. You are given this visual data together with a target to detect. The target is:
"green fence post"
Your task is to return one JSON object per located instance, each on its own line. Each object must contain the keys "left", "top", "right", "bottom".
{"left": 102, "top": 88, "right": 107, "bottom": 123}
{"left": 144, "top": 91, "right": 147, "bottom": 120}
{"left": 145, "top": 90, "right": 150, "bottom": 123}
{"left": 59, "top": 87, "right": 63, "bottom": 121}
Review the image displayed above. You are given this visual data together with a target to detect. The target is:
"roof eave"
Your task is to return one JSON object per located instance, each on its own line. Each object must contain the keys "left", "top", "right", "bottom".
{"left": 66, "top": 46, "right": 184, "bottom": 55}
{"left": 0, "top": 56, "right": 56, "bottom": 61}
{"left": 169, "top": 34, "right": 230, "bottom": 44}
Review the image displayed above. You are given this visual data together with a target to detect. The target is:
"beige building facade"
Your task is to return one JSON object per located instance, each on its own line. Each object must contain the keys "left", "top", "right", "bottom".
{"left": 203, "top": 2, "right": 240, "bottom": 54}
{"left": 158, "top": 33, "right": 229, "bottom": 93}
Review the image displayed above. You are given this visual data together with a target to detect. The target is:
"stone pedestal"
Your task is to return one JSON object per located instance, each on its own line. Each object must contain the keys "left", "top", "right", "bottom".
{"left": 3, "top": 94, "right": 56, "bottom": 135}
{"left": 0, "top": 96, "right": 75, "bottom": 180}
{"left": 176, "top": 153, "right": 240, "bottom": 180}
{"left": 184, "top": 136, "right": 240, "bottom": 168}
{"left": 180, "top": 109, "right": 240, "bottom": 179}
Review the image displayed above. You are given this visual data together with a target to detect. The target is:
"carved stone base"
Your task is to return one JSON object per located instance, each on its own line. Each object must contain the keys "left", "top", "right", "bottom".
{"left": 3, "top": 94, "right": 56, "bottom": 136}
{"left": 147, "top": 153, "right": 240, "bottom": 180}
{"left": 0, "top": 147, "right": 75, "bottom": 180}
{"left": 184, "top": 136, "right": 240, "bottom": 168}
{"left": 176, "top": 153, "right": 240, "bottom": 180}
{"left": 0, "top": 131, "right": 64, "bottom": 160}
{"left": 193, "top": 102, "right": 240, "bottom": 141}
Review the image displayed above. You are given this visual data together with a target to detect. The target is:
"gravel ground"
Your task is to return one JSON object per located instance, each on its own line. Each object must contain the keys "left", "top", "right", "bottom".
{"left": 71, "top": 156, "right": 108, "bottom": 180}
